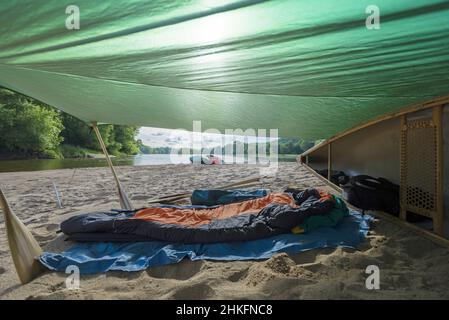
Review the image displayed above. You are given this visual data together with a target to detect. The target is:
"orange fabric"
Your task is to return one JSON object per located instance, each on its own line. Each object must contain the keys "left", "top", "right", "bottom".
{"left": 318, "top": 189, "right": 334, "bottom": 203}
{"left": 133, "top": 193, "right": 297, "bottom": 227}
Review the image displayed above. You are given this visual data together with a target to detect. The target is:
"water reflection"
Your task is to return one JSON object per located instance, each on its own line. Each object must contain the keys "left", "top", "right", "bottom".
{"left": 0, "top": 154, "right": 297, "bottom": 173}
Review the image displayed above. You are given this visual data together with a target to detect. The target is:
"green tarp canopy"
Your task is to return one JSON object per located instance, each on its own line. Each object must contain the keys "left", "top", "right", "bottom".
{"left": 1, "top": 0, "right": 449, "bottom": 139}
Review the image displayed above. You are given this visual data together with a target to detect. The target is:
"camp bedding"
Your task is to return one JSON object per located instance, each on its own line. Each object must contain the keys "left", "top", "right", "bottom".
{"left": 60, "top": 188, "right": 336, "bottom": 244}
{"left": 292, "top": 195, "right": 349, "bottom": 234}
{"left": 133, "top": 193, "right": 298, "bottom": 227}
{"left": 65, "top": 198, "right": 350, "bottom": 242}
{"left": 40, "top": 212, "right": 372, "bottom": 274}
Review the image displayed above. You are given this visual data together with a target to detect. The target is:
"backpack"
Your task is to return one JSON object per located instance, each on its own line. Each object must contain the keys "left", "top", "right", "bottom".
{"left": 316, "top": 169, "right": 349, "bottom": 186}
{"left": 341, "top": 175, "right": 400, "bottom": 215}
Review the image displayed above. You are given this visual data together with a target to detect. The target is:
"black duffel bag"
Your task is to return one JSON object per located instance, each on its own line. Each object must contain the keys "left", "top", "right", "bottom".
{"left": 341, "top": 175, "right": 400, "bottom": 215}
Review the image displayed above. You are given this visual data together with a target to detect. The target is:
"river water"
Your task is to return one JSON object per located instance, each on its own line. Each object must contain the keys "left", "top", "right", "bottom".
{"left": 0, "top": 154, "right": 297, "bottom": 173}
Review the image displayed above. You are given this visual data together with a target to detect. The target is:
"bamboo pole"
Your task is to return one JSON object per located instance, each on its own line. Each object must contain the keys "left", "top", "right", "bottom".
{"left": 91, "top": 122, "right": 133, "bottom": 210}
{"left": 0, "top": 188, "right": 44, "bottom": 284}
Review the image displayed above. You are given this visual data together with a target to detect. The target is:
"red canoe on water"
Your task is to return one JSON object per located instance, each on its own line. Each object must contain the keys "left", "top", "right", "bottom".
{"left": 189, "top": 155, "right": 224, "bottom": 165}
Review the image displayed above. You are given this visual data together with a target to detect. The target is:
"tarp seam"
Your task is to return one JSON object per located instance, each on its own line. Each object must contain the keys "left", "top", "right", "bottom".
{"left": 0, "top": 63, "right": 440, "bottom": 100}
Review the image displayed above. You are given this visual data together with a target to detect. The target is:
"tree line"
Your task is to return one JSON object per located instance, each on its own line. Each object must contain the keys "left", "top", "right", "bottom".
{"left": 1, "top": 87, "right": 316, "bottom": 160}
{"left": 138, "top": 138, "right": 316, "bottom": 156}
{"left": 0, "top": 88, "right": 140, "bottom": 159}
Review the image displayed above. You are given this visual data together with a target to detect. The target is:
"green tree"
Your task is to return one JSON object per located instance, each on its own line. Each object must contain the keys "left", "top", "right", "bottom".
{"left": 60, "top": 112, "right": 93, "bottom": 148}
{"left": 0, "top": 89, "right": 64, "bottom": 158}
{"left": 60, "top": 113, "right": 139, "bottom": 156}
{"left": 0, "top": 88, "right": 141, "bottom": 159}
{"left": 113, "top": 125, "right": 139, "bottom": 155}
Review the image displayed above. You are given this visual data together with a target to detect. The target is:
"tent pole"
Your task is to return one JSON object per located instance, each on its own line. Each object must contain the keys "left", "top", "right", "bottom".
{"left": 0, "top": 188, "right": 44, "bottom": 284}
{"left": 91, "top": 122, "right": 133, "bottom": 210}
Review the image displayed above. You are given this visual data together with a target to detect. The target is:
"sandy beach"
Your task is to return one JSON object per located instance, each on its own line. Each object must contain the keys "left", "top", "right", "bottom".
{"left": 1, "top": 162, "right": 449, "bottom": 300}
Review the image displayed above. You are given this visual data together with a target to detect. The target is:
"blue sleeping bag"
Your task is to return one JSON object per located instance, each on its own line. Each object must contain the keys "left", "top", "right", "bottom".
{"left": 191, "top": 189, "right": 269, "bottom": 206}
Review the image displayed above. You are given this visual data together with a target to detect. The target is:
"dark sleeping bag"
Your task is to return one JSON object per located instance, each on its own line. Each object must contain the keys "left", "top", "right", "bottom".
{"left": 61, "top": 188, "right": 336, "bottom": 244}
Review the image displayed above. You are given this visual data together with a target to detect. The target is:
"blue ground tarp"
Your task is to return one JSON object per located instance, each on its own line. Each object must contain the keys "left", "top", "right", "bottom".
{"left": 39, "top": 212, "right": 371, "bottom": 274}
